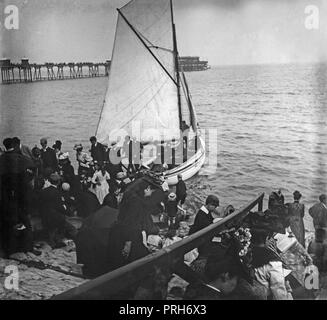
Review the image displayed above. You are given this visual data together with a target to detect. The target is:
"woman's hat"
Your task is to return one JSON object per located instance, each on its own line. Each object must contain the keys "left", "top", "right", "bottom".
{"left": 58, "top": 152, "right": 69, "bottom": 161}
{"left": 62, "top": 182, "right": 70, "bottom": 191}
{"left": 168, "top": 192, "right": 177, "bottom": 201}
{"left": 116, "top": 172, "right": 127, "bottom": 180}
{"left": 73, "top": 143, "right": 83, "bottom": 150}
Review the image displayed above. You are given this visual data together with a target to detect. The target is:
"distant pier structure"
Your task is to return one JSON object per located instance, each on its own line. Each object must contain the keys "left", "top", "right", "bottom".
{"left": 179, "top": 56, "right": 210, "bottom": 72}
{"left": 0, "top": 59, "right": 111, "bottom": 84}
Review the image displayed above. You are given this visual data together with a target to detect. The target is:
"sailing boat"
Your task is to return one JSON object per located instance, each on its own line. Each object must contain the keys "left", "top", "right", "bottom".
{"left": 96, "top": 0, "right": 205, "bottom": 185}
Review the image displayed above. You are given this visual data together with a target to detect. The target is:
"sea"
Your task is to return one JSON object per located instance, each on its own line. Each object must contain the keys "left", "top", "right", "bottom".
{"left": 1, "top": 63, "right": 327, "bottom": 230}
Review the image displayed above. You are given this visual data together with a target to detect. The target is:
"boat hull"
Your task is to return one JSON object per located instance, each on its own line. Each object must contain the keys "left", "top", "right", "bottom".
{"left": 163, "top": 137, "right": 206, "bottom": 185}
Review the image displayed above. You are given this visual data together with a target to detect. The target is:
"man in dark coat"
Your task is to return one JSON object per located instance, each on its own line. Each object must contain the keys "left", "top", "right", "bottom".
{"left": 189, "top": 195, "right": 220, "bottom": 235}
{"left": 76, "top": 206, "right": 119, "bottom": 278}
{"left": 89, "top": 136, "right": 106, "bottom": 164}
{"left": 39, "top": 173, "right": 77, "bottom": 247}
{"left": 176, "top": 174, "right": 187, "bottom": 205}
{"left": 0, "top": 138, "right": 36, "bottom": 256}
{"left": 309, "top": 194, "right": 327, "bottom": 234}
{"left": 40, "top": 138, "right": 58, "bottom": 172}
{"left": 75, "top": 181, "right": 101, "bottom": 218}
{"left": 189, "top": 195, "right": 220, "bottom": 257}
{"left": 12, "top": 137, "right": 36, "bottom": 163}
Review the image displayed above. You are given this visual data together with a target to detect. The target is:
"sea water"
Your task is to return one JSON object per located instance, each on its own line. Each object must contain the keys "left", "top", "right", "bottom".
{"left": 1, "top": 63, "right": 326, "bottom": 230}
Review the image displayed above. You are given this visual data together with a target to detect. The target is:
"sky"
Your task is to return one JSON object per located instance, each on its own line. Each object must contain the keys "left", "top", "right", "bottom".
{"left": 0, "top": 0, "right": 326, "bottom": 66}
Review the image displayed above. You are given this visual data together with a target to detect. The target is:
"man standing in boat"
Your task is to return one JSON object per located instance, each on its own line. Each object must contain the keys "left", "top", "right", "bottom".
{"left": 132, "top": 137, "right": 142, "bottom": 172}
{"left": 89, "top": 136, "right": 106, "bottom": 164}
{"left": 123, "top": 135, "right": 135, "bottom": 174}
{"left": 181, "top": 121, "right": 190, "bottom": 162}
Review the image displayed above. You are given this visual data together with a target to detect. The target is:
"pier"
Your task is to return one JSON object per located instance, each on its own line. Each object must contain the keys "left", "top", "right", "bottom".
{"left": 0, "top": 59, "right": 111, "bottom": 84}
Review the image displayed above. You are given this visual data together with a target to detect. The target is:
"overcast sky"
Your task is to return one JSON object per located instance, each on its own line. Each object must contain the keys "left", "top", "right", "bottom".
{"left": 0, "top": 0, "right": 326, "bottom": 65}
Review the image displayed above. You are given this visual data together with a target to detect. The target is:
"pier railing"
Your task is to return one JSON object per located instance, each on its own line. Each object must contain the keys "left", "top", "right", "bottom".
{"left": 52, "top": 193, "right": 264, "bottom": 300}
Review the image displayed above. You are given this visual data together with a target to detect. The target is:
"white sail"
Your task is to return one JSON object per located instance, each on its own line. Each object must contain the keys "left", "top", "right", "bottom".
{"left": 96, "top": 0, "right": 181, "bottom": 144}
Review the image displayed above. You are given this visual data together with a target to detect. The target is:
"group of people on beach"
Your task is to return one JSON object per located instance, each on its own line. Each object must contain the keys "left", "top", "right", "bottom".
{"left": 1, "top": 134, "right": 327, "bottom": 300}
{"left": 0, "top": 135, "right": 188, "bottom": 258}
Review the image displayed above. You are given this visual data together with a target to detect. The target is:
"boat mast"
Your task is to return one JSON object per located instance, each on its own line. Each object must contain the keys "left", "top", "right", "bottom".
{"left": 170, "top": 0, "right": 183, "bottom": 130}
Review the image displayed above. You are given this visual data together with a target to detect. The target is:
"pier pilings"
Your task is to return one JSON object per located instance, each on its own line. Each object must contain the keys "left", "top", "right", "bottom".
{"left": 0, "top": 59, "right": 111, "bottom": 84}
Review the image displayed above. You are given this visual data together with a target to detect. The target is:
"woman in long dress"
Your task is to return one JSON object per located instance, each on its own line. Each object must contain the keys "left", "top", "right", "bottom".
{"left": 287, "top": 190, "right": 305, "bottom": 247}
{"left": 74, "top": 143, "right": 93, "bottom": 176}
{"left": 91, "top": 165, "right": 110, "bottom": 205}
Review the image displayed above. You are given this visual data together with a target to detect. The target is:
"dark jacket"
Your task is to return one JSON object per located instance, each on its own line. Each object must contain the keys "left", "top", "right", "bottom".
{"left": 76, "top": 190, "right": 101, "bottom": 218}
{"left": 189, "top": 207, "right": 215, "bottom": 256}
{"left": 61, "top": 163, "right": 75, "bottom": 186}
{"left": 0, "top": 150, "right": 35, "bottom": 175}
{"left": 40, "top": 147, "right": 58, "bottom": 172}
{"left": 39, "top": 185, "right": 67, "bottom": 230}
{"left": 309, "top": 202, "right": 327, "bottom": 229}
{"left": 90, "top": 143, "right": 106, "bottom": 164}
{"left": 0, "top": 151, "right": 35, "bottom": 219}
{"left": 176, "top": 180, "right": 187, "bottom": 199}
{"left": 251, "top": 246, "right": 281, "bottom": 268}
{"left": 189, "top": 207, "right": 213, "bottom": 235}
{"left": 166, "top": 200, "right": 178, "bottom": 217}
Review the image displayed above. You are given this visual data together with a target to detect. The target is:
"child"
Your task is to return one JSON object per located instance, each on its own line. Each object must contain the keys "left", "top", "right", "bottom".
{"left": 176, "top": 174, "right": 187, "bottom": 206}
{"left": 166, "top": 192, "right": 178, "bottom": 228}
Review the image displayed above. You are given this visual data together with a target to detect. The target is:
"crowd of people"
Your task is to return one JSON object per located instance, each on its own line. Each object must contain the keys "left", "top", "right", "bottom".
{"left": 0, "top": 135, "right": 188, "bottom": 259}
{"left": 180, "top": 189, "right": 326, "bottom": 300}
{"left": 1, "top": 134, "right": 327, "bottom": 300}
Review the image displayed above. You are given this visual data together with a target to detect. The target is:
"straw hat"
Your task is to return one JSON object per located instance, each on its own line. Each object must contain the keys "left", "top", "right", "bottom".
{"left": 62, "top": 182, "right": 70, "bottom": 192}
{"left": 58, "top": 152, "right": 69, "bottom": 161}
{"left": 116, "top": 172, "right": 127, "bottom": 180}
{"left": 73, "top": 143, "right": 83, "bottom": 150}
{"left": 168, "top": 192, "right": 177, "bottom": 201}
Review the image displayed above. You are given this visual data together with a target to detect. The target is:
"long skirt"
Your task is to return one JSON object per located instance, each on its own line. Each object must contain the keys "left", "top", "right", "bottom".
{"left": 289, "top": 216, "right": 305, "bottom": 247}
{"left": 92, "top": 182, "right": 109, "bottom": 205}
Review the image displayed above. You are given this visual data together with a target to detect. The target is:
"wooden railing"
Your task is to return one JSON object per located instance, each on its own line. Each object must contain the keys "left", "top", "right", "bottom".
{"left": 52, "top": 193, "right": 264, "bottom": 300}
